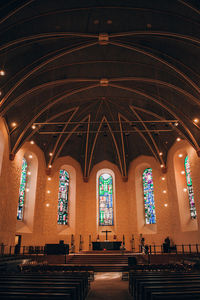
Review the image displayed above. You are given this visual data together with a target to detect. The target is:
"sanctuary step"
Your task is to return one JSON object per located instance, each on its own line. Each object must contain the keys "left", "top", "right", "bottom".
{"left": 67, "top": 254, "right": 130, "bottom": 271}
{"left": 81, "top": 250, "right": 132, "bottom": 254}
{"left": 68, "top": 254, "right": 129, "bottom": 265}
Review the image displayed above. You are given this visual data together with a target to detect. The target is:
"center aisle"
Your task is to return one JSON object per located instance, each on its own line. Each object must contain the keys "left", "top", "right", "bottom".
{"left": 86, "top": 272, "right": 132, "bottom": 300}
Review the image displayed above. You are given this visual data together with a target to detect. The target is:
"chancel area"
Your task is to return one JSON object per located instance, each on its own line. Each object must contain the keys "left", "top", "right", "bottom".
{"left": 1, "top": 0, "right": 200, "bottom": 299}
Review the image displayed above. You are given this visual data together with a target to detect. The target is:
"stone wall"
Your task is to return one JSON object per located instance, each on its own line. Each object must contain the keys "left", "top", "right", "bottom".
{"left": 0, "top": 118, "right": 200, "bottom": 252}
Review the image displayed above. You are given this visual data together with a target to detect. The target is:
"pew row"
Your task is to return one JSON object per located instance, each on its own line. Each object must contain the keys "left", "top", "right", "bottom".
{"left": 129, "top": 271, "right": 200, "bottom": 300}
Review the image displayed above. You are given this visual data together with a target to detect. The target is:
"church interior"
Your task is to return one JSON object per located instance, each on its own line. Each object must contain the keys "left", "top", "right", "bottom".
{"left": 0, "top": 0, "right": 200, "bottom": 299}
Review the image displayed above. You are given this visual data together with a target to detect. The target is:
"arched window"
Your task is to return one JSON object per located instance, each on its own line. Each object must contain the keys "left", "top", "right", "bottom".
{"left": 184, "top": 156, "right": 196, "bottom": 219}
{"left": 57, "top": 169, "right": 69, "bottom": 225}
{"left": 17, "top": 157, "right": 28, "bottom": 220}
{"left": 99, "top": 173, "right": 113, "bottom": 226}
{"left": 143, "top": 168, "right": 156, "bottom": 224}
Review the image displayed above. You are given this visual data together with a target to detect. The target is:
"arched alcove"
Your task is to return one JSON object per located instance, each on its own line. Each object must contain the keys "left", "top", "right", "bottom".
{"left": 16, "top": 150, "right": 38, "bottom": 233}
{"left": 55, "top": 164, "right": 76, "bottom": 235}
{"left": 135, "top": 160, "right": 157, "bottom": 234}
{"left": 173, "top": 148, "right": 198, "bottom": 232}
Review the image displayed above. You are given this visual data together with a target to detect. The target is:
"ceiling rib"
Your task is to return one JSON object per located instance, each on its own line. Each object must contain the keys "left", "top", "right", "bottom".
{"left": 110, "top": 31, "right": 200, "bottom": 46}
{"left": 0, "top": 41, "right": 98, "bottom": 108}
{"left": 119, "top": 113, "right": 159, "bottom": 164}
{"left": 11, "top": 84, "right": 99, "bottom": 154}
{"left": 0, "top": 78, "right": 99, "bottom": 116}
{"left": 84, "top": 114, "right": 91, "bottom": 180}
{"left": 109, "top": 41, "right": 200, "bottom": 95}
{"left": 87, "top": 116, "right": 124, "bottom": 179}
{"left": 0, "top": 0, "right": 35, "bottom": 25}
{"left": 118, "top": 113, "right": 127, "bottom": 178}
{"left": 109, "top": 83, "right": 199, "bottom": 149}
{"left": 53, "top": 115, "right": 90, "bottom": 164}
{"left": 48, "top": 107, "right": 79, "bottom": 166}
{"left": 130, "top": 106, "right": 164, "bottom": 166}
{"left": 0, "top": 32, "right": 97, "bottom": 52}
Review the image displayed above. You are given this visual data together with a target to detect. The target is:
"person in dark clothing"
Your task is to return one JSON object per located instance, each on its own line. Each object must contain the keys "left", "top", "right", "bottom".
{"left": 140, "top": 237, "right": 145, "bottom": 253}
{"left": 163, "top": 236, "right": 170, "bottom": 253}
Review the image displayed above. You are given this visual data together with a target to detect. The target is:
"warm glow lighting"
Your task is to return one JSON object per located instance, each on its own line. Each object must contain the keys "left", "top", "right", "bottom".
{"left": 49, "top": 152, "right": 53, "bottom": 156}
{"left": 0, "top": 70, "right": 5, "bottom": 76}
{"left": 46, "top": 203, "right": 50, "bottom": 207}
{"left": 193, "top": 118, "right": 199, "bottom": 124}
{"left": 174, "top": 122, "right": 178, "bottom": 126}
{"left": 177, "top": 137, "right": 181, "bottom": 142}
{"left": 183, "top": 188, "right": 187, "bottom": 192}
{"left": 161, "top": 177, "right": 165, "bottom": 181}
{"left": 32, "top": 125, "right": 36, "bottom": 129}
{"left": 11, "top": 122, "right": 17, "bottom": 127}
{"left": 178, "top": 153, "right": 183, "bottom": 158}
{"left": 160, "top": 164, "right": 164, "bottom": 168}
{"left": 29, "top": 155, "right": 33, "bottom": 159}
{"left": 0, "top": 91, "right": 2, "bottom": 96}
{"left": 163, "top": 190, "right": 167, "bottom": 194}
{"left": 26, "top": 188, "right": 30, "bottom": 192}
{"left": 30, "top": 140, "right": 34, "bottom": 144}
{"left": 164, "top": 204, "right": 168, "bottom": 207}
{"left": 27, "top": 171, "right": 31, "bottom": 175}
{"left": 47, "top": 190, "right": 50, "bottom": 194}
{"left": 48, "top": 165, "right": 52, "bottom": 168}
{"left": 181, "top": 171, "right": 185, "bottom": 175}
{"left": 159, "top": 152, "right": 163, "bottom": 156}
{"left": 47, "top": 177, "right": 51, "bottom": 181}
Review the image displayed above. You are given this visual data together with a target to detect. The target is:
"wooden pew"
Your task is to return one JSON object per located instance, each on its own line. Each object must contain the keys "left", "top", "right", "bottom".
{"left": 0, "top": 272, "right": 89, "bottom": 300}
{"left": 151, "top": 290, "right": 200, "bottom": 300}
{"left": 0, "top": 291, "right": 72, "bottom": 300}
{"left": 142, "top": 283, "right": 200, "bottom": 300}
{"left": 0, "top": 278, "right": 84, "bottom": 300}
{"left": 2, "top": 272, "right": 90, "bottom": 294}
{"left": 0, "top": 284, "right": 79, "bottom": 300}
{"left": 129, "top": 271, "right": 200, "bottom": 300}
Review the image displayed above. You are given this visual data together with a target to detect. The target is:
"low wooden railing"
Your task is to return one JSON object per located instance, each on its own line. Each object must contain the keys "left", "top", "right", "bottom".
{"left": 139, "top": 243, "right": 200, "bottom": 254}
{"left": 1, "top": 243, "right": 200, "bottom": 257}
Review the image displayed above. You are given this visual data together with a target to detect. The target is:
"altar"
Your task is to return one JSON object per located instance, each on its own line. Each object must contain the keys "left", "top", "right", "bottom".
{"left": 92, "top": 241, "right": 122, "bottom": 250}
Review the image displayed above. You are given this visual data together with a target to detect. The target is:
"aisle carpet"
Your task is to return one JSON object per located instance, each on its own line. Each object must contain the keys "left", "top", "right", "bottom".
{"left": 86, "top": 272, "right": 132, "bottom": 300}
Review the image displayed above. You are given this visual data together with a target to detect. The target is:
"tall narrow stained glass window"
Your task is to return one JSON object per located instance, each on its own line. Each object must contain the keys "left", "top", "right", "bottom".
{"left": 57, "top": 169, "right": 69, "bottom": 225}
{"left": 17, "top": 157, "right": 28, "bottom": 220}
{"left": 99, "top": 173, "right": 113, "bottom": 226}
{"left": 143, "top": 168, "right": 156, "bottom": 224}
{"left": 184, "top": 156, "right": 196, "bottom": 219}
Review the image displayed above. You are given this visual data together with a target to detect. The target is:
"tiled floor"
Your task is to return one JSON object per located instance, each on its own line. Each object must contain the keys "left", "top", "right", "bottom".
{"left": 86, "top": 272, "right": 132, "bottom": 300}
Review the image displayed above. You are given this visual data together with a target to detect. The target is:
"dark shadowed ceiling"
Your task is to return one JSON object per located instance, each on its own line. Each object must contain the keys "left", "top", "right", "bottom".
{"left": 0, "top": 0, "right": 200, "bottom": 180}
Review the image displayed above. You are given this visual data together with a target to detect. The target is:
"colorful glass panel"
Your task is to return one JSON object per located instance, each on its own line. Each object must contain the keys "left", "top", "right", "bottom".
{"left": 57, "top": 169, "right": 69, "bottom": 225}
{"left": 99, "top": 173, "right": 113, "bottom": 226}
{"left": 184, "top": 156, "right": 196, "bottom": 219}
{"left": 143, "top": 168, "right": 156, "bottom": 224}
{"left": 17, "top": 157, "right": 28, "bottom": 220}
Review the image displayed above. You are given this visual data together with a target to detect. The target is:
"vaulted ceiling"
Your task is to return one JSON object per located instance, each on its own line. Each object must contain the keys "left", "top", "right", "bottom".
{"left": 0, "top": 0, "right": 200, "bottom": 180}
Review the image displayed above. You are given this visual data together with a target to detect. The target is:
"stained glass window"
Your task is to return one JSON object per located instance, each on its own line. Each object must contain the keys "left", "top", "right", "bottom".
{"left": 184, "top": 156, "right": 196, "bottom": 219}
{"left": 143, "top": 168, "right": 156, "bottom": 224}
{"left": 17, "top": 157, "right": 28, "bottom": 220}
{"left": 57, "top": 169, "right": 69, "bottom": 225}
{"left": 99, "top": 173, "right": 113, "bottom": 226}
